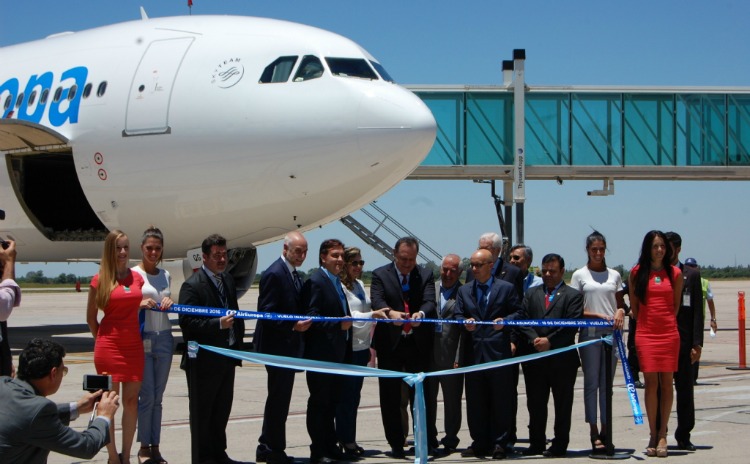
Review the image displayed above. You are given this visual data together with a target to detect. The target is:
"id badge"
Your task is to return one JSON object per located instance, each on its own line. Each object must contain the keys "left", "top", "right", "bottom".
{"left": 682, "top": 291, "right": 691, "bottom": 307}
{"left": 143, "top": 338, "right": 152, "bottom": 353}
{"left": 435, "top": 322, "right": 443, "bottom": 334}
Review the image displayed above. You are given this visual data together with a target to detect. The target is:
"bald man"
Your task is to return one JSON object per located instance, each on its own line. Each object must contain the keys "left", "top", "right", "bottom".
{"left": 254, "top": 232, "right": 312, "bottom": 464}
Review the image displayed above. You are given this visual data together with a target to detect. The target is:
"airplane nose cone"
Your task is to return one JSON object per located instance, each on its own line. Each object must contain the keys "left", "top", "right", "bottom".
{"left": 356, "top": 85, "right": 437, "bottom": 170}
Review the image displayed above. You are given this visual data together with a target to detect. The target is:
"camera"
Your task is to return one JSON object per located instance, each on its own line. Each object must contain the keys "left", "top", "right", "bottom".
{"left": 82, "top": 374, "right": 112, "bottom": 392}
{"left": 1, "top": 240, "right": 8, "bottom": 250}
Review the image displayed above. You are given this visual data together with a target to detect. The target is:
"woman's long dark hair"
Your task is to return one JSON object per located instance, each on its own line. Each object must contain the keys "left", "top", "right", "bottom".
{"left": 634, "top": 230, "right": 674, "bottom": 304}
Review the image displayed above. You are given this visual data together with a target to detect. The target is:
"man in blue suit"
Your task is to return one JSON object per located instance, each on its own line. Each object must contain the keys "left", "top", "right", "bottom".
{"left": 301, "top": 239, "right": 352, "bottom": 464}
{"left": 254, "top": 231, "right": 311, "bottom": 464}
{"left": 454, "top": 249, "right": 524, "bottom": 460}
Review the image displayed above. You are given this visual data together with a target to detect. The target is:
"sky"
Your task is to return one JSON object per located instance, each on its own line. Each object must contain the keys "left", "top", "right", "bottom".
{"left": 2, "top": 0, "right": 750, "bottom": 278}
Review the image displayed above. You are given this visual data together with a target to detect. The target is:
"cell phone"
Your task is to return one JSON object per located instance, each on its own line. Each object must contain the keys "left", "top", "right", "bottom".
{"left": 82, "top": 374, "right": 112, "bottom": 392}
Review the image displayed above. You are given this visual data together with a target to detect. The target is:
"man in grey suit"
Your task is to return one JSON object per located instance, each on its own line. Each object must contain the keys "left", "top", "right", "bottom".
{"left": 517, "top": 254, "right": 583, "bottom": 458}
{"left": 179, "top": 233, "right": 246, "bottom": 464}
{"left": 0, "top": 338, "right": 119, "bottom": 463}
{"left": 425, "top": 254, "right": 464, "bottom": 454}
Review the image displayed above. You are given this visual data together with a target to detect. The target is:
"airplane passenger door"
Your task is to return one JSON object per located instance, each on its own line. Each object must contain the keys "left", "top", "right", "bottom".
{"left": 124, "top": 37, "right": 194, "bottom": 136}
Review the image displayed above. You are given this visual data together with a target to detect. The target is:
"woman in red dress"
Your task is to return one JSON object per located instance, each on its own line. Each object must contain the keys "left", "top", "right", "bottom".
{"left": 628, "top": 230, "right": 682, "bottom": 458}
{"left": 87, "top": 229, "right": 145, "bottom": 464}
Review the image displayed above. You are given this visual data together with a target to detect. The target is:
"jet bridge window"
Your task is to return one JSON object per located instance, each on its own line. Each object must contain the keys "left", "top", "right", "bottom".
{"left": 293, "top": 55, "right": 324, "bottom": 82}
{"left": 259, "top": 56, "right": 298, "bottom": 83}
{"left": 325, "top": 58, "right": 378, "bottom": 80}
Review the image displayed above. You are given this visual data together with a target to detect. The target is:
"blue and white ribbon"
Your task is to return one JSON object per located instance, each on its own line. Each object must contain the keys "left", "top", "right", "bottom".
{"left": 612, "top": 330, "right": 643, "bottom": 424}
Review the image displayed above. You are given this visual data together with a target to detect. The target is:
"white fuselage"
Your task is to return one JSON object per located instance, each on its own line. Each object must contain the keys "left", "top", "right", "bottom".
{"left": 0, "top": 15, "right": 436, "bottom": 261}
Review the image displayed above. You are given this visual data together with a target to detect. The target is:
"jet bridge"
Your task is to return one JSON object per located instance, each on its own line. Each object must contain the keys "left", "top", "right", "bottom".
{"left": 403, "top": 50, "right": 750, "bottom": 245}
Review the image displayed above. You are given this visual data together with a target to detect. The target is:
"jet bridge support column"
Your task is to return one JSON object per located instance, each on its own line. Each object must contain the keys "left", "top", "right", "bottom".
{"left": 512, "top": 49, "right": 526, "bottom": 245}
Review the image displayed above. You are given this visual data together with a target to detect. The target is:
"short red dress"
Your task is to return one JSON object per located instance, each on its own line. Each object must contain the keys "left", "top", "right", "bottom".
{"left": 92, "top": 271, "right": 145, "bottom": 382}
{"left": 633, "top": 265, "right": 681, "bottom": 372}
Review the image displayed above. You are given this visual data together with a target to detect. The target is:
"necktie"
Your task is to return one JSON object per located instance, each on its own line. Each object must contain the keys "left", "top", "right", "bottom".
{"left": 478, "top": 283, "right": 489, "bottom": 313}
{"left": 545, "top": 289, "right": 553, "bottom": 310}
{"left": 292, "top": 270, "right": 302, "bottom": 291}
{"left": 217, "top": 274, "right": 235, "bottom": 345}
{"left": 401, "top": 274, "right": 411, "bottom": 334}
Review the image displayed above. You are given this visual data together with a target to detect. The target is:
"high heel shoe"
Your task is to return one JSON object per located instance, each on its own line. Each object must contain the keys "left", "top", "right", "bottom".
{"left": 646, "top": 435, "right": 657, "bottom": 457}
{"left": 590, "top": 433, "right": 605, "bottom": 454}
{"left": 656, "top": 435, "right": 668, "bottom": 458}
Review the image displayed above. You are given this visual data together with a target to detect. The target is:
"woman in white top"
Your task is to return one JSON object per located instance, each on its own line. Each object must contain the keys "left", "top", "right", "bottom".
{"left": 132, "top": 227, "right": 174, "bottom": 464}
{"left": 335, "top": 247, "right": 388, "bottom": 459}
{"left": 570, "top": 231, "right": 624, "bottom": 454}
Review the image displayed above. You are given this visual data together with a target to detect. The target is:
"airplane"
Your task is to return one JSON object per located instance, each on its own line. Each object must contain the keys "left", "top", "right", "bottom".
{"left": 0, "top": 11, "right": 436, "bottom": 292}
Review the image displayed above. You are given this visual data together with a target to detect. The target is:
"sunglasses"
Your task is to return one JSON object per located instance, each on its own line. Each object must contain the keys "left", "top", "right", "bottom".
{"left": 349, "top": 260, "right": 365, "bottom": 266}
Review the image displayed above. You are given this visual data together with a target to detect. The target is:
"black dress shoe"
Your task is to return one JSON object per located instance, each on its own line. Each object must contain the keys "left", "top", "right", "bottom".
{"left": 460, "top": 446, "right": 489, "bottom": 458}
{"left": 677, "top": 440, "right": 696, "bottom": 451}
{"left": 542, "top": 447, "right": 566, "bottom": 458}
{"left": 309, "top": 457, "right": 336, "bottom": 464}
{"left": 634, "top": 380, "right": 645, "bottom": 389}
{"left": 491, "top": 445, "right": 507, "bottom": 460}
{"left": 522, "top": 446, "right": 545, "bottom": 456}
{"left": 386, "top": 448, "right": 406, "bottom": 459}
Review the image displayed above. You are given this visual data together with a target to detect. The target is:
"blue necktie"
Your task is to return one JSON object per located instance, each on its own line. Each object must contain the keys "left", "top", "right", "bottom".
{"left": 478, "top": 283, "right": 489, "bottom": 313}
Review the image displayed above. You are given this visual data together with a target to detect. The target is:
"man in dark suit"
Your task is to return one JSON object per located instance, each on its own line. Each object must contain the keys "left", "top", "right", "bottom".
{"left": 0, "top": 239, "right": 20, "bottom": 377}
{"left": 301, "top": 238, "right": 352, "bottom": 464}
{"left": 254, "top": 231, "right": 311, "bottom": 464}
{"left": 454, "top": 249, "right": 524, "bottom": 460}
{"left": 371, "top": 237, "right": 437, "bottom": 458}
{"left": 466, "top": 232, "right": 524, "bottom": 299}
{"left": 665, "top": 232, "right": 704, "bottom": 451}
{"left": 517, "top": 254, "right": 583, "bottom": 458}
{"left": 179, "top": 234, "right": 246, "bottom": 464}
{"left": 425, "top": 254, "right": 464, "bottom": 454}
{"left": 0, "top": 338, "right": 119, "bottom": 464}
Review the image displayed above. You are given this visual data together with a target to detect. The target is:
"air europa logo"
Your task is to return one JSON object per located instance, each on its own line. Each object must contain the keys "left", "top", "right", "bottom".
{"left": 0, "top": 66, "right": 88, "bottom": 127}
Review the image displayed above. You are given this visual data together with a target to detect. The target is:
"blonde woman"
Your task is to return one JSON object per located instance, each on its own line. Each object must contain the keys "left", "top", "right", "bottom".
{"left": 87, "top": 230, "right": 145, "bottom": 464}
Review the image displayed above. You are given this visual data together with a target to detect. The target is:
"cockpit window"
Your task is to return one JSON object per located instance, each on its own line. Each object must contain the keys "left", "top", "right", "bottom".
{"left": 370, "top": 61, "right": 394, "bottom": 83}
{"left": 259, "top": 56, "right": 298, "bottom": 83}
{"left": 325, "top": 58, "right": 378, "bottom": 80}
{"left": 293, "top": 55, "right": 324, "bottom": 82}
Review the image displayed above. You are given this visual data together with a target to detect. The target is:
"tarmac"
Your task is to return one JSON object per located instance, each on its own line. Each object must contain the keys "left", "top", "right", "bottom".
{"left": 5, "top": 280, "right": 750, "bottom": 463}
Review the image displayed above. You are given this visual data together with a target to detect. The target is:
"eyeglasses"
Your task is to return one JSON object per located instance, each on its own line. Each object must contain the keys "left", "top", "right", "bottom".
{"left": 509, "top": 255, "right": 523, "bottom": 261}
{"left": 349, "top": 260, "right": 365, "bottom": 266}
{"left": 469, "top": 261, "right": 492, "bottom": 268}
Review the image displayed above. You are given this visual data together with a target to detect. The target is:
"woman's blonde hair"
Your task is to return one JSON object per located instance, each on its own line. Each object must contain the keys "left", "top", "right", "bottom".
{"left": 339, "top": 246, "right": 362, "bottom": 291}
{"left": 96, "top": 229, "right": 127, "bottom": 309}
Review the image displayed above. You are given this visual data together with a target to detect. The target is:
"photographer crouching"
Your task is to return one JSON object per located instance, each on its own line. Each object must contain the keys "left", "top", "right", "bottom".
{"left": 0, "top": 338, "right": 120, "bottom": 463}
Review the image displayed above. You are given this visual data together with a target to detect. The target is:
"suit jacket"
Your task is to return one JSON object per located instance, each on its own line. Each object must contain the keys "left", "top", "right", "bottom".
{"left": 178, "top": 268, "right": 244, "bottom": 369}
{"left": 0, "top": 280, "right": 21, "bottom": 376}
{"left": 516, "top": 282, "right": 583, "bottom": 368}
{"left": 371, "top": 262, "right": 436, "bottom": 360}
{"left": 678, "top": 263, "right": 704, "bottom": 349}
{"left": 466, "top": 258, "right": 524, "bottom": 299}
{"left": 453, "top": 278, "right": 523, "bottom": 364}
{"left": 0, "top": 377, "right": 109, "bottom": 464}
{"left": 432, "top": 281, "right": 463, "bottom": 370}
{"left": 253, "top": 257, "right": 305, "bottom": 357}
{"left": 302, "top": 268, "right": 352, "bottom": 363}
